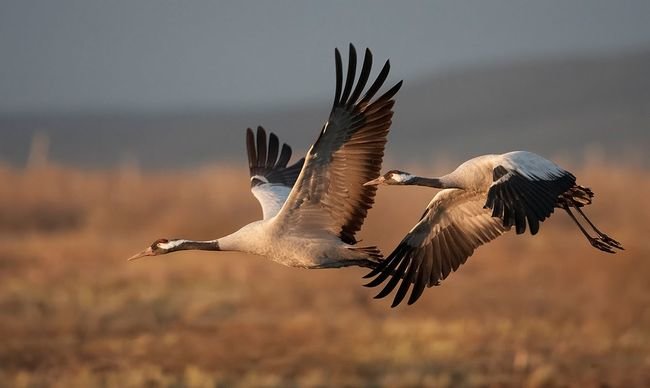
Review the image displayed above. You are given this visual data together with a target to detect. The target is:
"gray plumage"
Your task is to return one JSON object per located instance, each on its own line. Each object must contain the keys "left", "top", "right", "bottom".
{"left": 129, "top": 44, "right": 402, "bottom": 277}
{"left": 364, "top": 151, "right": 623, "bottom": 307}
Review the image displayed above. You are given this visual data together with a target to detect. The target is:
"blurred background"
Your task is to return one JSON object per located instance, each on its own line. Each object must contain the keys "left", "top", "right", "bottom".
{"left": 1, "top": 1, "right": 649, "bottom": 387}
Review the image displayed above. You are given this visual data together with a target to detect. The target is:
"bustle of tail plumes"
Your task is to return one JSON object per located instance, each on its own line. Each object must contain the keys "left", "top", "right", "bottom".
{"left": 350, "top": 246, "right": 383, "bottom": 262}
{"left": 558, "top": 185, "right": 594, "bottom": 207}
{"left": 555, "top": 184, "right": 624, "bottom": 253}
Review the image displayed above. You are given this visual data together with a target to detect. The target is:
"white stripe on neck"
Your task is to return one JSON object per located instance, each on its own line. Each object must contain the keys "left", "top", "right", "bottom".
{"left": 393, "top": 173, "right": 413, "bottom": 183}
{"left": 159, "top": 240, "right": 187, "bottom": 250}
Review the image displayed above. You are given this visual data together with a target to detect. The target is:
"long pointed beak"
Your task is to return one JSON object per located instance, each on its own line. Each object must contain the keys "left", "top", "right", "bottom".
{"left": 127, "top": 247, "right": 155, "bottom": 262}
{"left": 364, "top": 176, "right": 386, "bottom": 186}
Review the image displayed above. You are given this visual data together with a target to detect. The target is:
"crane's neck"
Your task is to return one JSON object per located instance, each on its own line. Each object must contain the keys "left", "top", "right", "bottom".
{"left": 408, "top": 176, "right": 443, "bottom": 188}
{"left": 163, "top": 239, "right": 221, "bottom": 253}
{"left": 406, "top": 175, "right": 461, "bottom": 189}
{"left": 161, "top": 222, "right": 264, "bottom": 256}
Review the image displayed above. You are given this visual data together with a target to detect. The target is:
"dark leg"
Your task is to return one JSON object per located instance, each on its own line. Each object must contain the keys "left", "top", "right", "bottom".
{"left": 574, "top": 206, "right": 624, "bottom": 250}
{"left": 562, "top": 204, "right": 616, "bottom": 253}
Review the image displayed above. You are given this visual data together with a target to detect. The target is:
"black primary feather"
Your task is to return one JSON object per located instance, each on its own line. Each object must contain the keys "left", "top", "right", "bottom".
{"left": 246, "top": 126, "right": 305, "bottom": 188}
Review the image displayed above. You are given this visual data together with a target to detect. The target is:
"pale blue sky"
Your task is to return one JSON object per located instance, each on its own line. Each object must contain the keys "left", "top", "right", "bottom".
{"left": 1, "top": 0, "right": 649, "bottom": 114}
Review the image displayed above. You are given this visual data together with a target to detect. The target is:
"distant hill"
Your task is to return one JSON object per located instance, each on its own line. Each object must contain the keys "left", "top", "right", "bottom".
{"left": 1, "top": 50, "right": 649, "bottom": 169}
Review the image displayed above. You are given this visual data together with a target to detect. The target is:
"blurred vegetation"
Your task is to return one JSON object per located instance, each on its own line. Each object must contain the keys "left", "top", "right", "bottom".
{"left": 0, "top": 159, "right": 648, "bottom": 387}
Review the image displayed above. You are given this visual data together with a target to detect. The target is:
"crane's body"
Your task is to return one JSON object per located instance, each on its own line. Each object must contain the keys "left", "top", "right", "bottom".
{"left": 364, "top": 150, "right": 623, "bottom": 307}
{"left": 395, "top": 151, "right": 568, "bottom": 191}
{"left": 463, "top": 152, "right": 562, "bottom": 184}
{"left": 189, "top": 219, "right": 374, "bottom": 269}
{"left": 128, "top": 44, "right": 398, "bottom": 274}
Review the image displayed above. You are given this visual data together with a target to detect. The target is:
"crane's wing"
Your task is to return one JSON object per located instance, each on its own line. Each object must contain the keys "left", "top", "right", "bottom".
{"left": 485, "top": 151, "right": 575, "bottom": 235}
{"left": 274, "top": 44, "right": 402, "bottom": 243}
{"left": 364, "top": 190, "right": 509, "bottom": 307}
{"left": 247, "top": 126, "right": 305, "bottom": 219}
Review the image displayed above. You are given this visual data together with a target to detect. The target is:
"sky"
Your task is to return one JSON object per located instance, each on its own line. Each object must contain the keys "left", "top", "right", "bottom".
{"left": 1, "top": 0, "right": 650, "bottom": 115}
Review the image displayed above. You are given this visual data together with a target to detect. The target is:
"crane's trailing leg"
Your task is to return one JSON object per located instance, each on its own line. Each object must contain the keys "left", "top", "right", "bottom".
{"left": 558, "top": 184, "right": 623, "bottom": 251}
{"left": 561, "top": 204, "right": 616, "bottom": 253}
{"left": 574, "top": 206, "right": 624, "bottom": 250}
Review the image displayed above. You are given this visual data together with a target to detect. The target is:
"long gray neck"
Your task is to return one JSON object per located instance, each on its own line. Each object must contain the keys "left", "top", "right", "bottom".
{"left": 167, "top": 239, "right": 220, "bottom": 253}
{"left": 404, "top": 175, "right": 457, "bottom": 189}
{"left": 407, "top": 176, "right": 441, "bottom": 187}
{"left": 403, "top": 174, "right": 463, "bottom": 189}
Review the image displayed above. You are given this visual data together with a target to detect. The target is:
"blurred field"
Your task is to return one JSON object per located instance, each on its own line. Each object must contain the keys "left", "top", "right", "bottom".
{"left": 0, "top": 159, "right": 649, "bottom": 387}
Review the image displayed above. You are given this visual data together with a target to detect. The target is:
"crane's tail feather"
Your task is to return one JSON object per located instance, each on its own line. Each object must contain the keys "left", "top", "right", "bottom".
{"left": 558, "top": 184, "right": 594, "bottom": 207}
{"left": 350, "top": 246, "right": 383, "bottom": 262}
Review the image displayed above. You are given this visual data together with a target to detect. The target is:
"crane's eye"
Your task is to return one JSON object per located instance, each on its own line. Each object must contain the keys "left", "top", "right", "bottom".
{"left": 386, "top": 170, "right": 401, "bottom": 177}
{"left": 151, "top": 238, "right": 169, "bottom": 248}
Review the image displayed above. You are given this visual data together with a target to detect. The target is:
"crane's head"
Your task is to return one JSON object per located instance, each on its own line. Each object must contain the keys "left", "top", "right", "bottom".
{"left": 128, "top": 238, "right": 176, "bottom": 261}
{"left": 364, "top": 170, "right": 414, "bottom": 186}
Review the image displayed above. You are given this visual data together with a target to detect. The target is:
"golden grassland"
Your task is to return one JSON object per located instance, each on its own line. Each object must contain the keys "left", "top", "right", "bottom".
{"left": 0, "top": 160, "right": 649, "bottom": 387}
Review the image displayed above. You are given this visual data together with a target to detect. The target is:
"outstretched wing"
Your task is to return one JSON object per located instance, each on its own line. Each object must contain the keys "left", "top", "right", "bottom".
{"left": 274, "top": 44, "right": 402, "bottom": 243}
{"left": 247, "top": 126, "right": 305, "bottom": 219}
{"left": 364, "top": 190, "right": 508, "bottom": 307}
{"left": 485, "top": 151, "right": 575, "bottom": 235}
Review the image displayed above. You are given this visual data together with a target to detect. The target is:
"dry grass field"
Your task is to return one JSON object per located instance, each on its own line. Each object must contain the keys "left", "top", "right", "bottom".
{"left": 0, "top": 159, "right": 648, "bottom": 387}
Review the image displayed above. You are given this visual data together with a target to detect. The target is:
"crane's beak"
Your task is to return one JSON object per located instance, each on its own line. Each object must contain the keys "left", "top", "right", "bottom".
{"left": 364, "top": 176, "right": 385, "bottom": 186}
{"left": 127, "top": 247, "right": 155, "bottom": 262}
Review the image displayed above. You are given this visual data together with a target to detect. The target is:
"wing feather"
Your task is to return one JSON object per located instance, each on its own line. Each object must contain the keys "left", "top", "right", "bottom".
{"left": 275, "top": 44, "right": 402, "bottom": 244}
{"left": 485, "top": 152, "right": 576, "bottom": 235}
{"left": 364, "top": 190, "right": 509, "bottom": 307}
{"left": 246, "top": 126, "right": 305, "bottom": 219}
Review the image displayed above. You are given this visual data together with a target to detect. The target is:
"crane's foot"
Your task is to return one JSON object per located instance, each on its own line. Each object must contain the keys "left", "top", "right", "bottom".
{"left": 589, "top": 237, "right": 616, "bottom": 254}
{"left": 596, "top": 234, "right": 624, "bottom": 250}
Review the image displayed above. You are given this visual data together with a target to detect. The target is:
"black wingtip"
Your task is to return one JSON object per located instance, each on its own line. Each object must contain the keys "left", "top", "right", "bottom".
{"left": 373, "top": 256, "right": 409, "bottom": 300}
{"left": 391, "top": 287, "right": 409, "bottom": 307}
{"left": 333, "top": 48, "right": 343, "bottom": 107}
{"left": 256, "top": 126, "right": 267, "bottom": 169}
{"left": 373, "top": 285, "right": 395, "bottom": 300}
{"left": 276, "top": 143, "right": 292, "bottom": 168}
{"left": 267, "top": 132, "right": 280, "bottom": 167}
{"left": 363, "top": 247, "right": 405, "bottom": 285}
{"left": 362, "top": 271, "right": 377, "bottom": 280}
{"left": 363, "top": 276, "right": 385, "bottom": 288}
{"left": 363, "top": 264, "right": 393, "bottom": 287}
{"left": 377, "top": 80, "right": 403, "bottom": 103}
{"left": 347, "top": 47, "right": 373, "bottom": 106}
{"left": 246, "top": 128, "right": 256, "bottom": 170}
{"left": 339, "top": 44, "right": 357, "bottom": 105}
{"left": 363, "top": 259, "right": 388, "bottom": 279}
{"left": 359, "top": 59, "right": 390, "bottom": 105}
